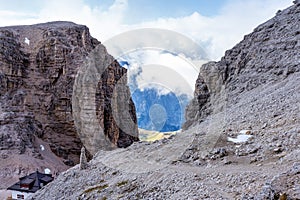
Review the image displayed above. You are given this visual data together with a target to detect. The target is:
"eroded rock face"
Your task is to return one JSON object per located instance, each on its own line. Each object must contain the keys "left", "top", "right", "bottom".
{"left": 0, "top": 22, "right": 100, "bottom": 166}
{"left": 0, "top": 28, "right": 42, "bottom": 157}
{"left": 72, "top": 44, "right": 139, "bottom": 155}
{"left": 184, "top": 3, "right": 300, "bottom": 128}
{"left": 0, "top": 21, "right": 138, "bottom": 187}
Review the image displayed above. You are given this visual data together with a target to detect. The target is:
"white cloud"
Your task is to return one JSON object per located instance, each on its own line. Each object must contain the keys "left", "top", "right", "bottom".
{"left": 37, "top": 0, "right": 129, "bottom": 40}
{"left": 0, "top": 11, "right": 38, "bottom": 26}
{"left": 122, "top": 50, "right": 198, "bottom": 97}
{"left": 0, "top": 0, "right": 292, "bottom": 60}
{"left": 134, "top": 0, "right": 292, "bottom": 59}
{"left": 0, "top": 0, "right": 129, "bottom": 40}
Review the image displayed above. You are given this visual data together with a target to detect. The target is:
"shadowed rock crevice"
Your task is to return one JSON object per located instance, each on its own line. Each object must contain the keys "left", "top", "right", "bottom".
{"left": 95, "top": 60, "right": 139, "bottom": 149}
{"left": 72, "top": 43, "right": 139, "bottom": 154}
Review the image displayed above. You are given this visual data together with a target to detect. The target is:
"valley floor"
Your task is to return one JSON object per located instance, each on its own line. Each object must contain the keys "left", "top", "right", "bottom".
{"left": 30, "top": 72, "right": 300, "bottom": 199}
{"left": 29, "top": 127, "right": 300, "bottom": 199}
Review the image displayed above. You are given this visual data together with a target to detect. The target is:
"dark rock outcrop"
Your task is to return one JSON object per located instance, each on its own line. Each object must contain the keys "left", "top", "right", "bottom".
{"left": 0, "top": 21, "right": 138, "bottom": 188}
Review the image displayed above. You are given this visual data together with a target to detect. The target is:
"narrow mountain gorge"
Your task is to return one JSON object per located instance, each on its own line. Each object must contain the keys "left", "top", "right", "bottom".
{"left": 29, "top": 2, "right": 299, "bottom": 199}
{"left": 0, "top": 22, "right": 138, "bottom": 188}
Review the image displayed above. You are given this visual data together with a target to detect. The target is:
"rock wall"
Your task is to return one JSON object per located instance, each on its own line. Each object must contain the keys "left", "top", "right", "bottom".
{"left": 0, "top": 21, "right": 138, "bottom": 183}
{"left": 184, "top": 2, "right": 300, "bottom": 129}
{"left": 72, "top": 44, "right": 139, "bottom": 155}
{"left": 0, "top": 28, "right": 42, "bottom": 157}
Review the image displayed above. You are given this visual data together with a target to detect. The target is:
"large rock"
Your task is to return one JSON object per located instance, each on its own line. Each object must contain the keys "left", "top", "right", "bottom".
{"left": 72, "top": 44, "right": 139, "bottom": 154}
{"left": 0, "top": 21, "right": 138, "bottom": 188}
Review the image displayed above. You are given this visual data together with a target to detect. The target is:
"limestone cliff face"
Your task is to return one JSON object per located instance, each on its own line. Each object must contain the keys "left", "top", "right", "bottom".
{"left": 0, "top": 21, "right": 138, "bottom": 186}
{"left": 72, "top": 44, "right": 139, "bottom": 155}
{"left": 0, "top": 22, "right": 99, "bottom": 166}
{"left": 184, "top": 2, "right": 300, "bottom": 129}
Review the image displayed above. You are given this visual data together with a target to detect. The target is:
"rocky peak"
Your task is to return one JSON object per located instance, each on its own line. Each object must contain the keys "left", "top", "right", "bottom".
{"left": 0, "top": 21, "right": 138, "bottom": 188}
{"left": 184, "top": 3, "right": 300, "bottom": 128}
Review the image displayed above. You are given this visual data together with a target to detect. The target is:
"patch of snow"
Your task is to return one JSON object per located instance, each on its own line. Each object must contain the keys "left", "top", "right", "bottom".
{"left": 24, "top": 37, "right": 30, "bottom": 45}
{"left": 40, "top": 144, "right": 45, "bottom": 151}
{"left": 228, "top": 134, "right": 252, "bottom": 143}
{"left": 44, "top": 168, "right": 51, "bottom": 174}
{"left": 239, "top": 130, "right": 251, "bottom": 135}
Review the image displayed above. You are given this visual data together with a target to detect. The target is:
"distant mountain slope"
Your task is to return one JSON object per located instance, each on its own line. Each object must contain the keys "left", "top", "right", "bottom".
{"left": 132, "top": 88, "right": 189, "bottom": 132}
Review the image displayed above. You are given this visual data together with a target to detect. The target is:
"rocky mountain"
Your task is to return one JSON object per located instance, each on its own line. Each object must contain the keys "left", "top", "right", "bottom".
{"left": 0, "top": 22, "right": 138, "bottom": 189}
{"left": 28, "top": 2, "right": 300, "bottom": 199}
{"left": 184, "top": 3, "right": 300, "bottom": 129}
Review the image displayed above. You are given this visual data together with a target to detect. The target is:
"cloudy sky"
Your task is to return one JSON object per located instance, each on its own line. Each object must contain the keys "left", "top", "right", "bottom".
{"left": 0, "top": 0, "right": 293, "bottom": 96}
{"left": 0, "top": 0, "right": 292, "bottom": 59}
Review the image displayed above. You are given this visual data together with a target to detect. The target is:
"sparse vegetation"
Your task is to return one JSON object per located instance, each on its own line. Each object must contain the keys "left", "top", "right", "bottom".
{"left": 116, "top": 180, "right": 128, "bottom": 187}
{"left": 123, "top": 183, "right": 138, "bottom": 193}
{"left": 139, "top": 128, "right": 177, "bottom": 142}
{"left": 83, "top": 184, "right": 108, "bottom": 194}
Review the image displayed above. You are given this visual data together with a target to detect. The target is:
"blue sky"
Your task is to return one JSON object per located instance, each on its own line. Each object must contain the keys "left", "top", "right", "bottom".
{"left": 114, "top": 0, "right": 225, "bottom": 23}
{"left": 0, "top": 0, "right": 224, "bottom": 16}
{"left": 86, "top": 0, "right": 225, "bottom": 20}
{"left": 0, "top": 0, "right": 226, "bottom": 24}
